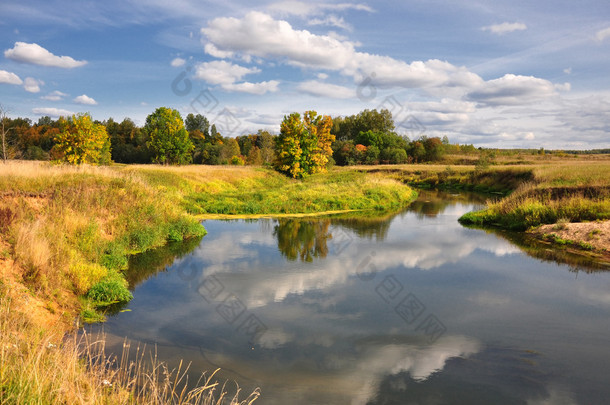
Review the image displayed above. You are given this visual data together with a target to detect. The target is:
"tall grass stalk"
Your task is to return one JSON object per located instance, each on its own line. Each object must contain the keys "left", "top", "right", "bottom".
{"left": 0, "top": 298, "right": 260, "bottom": 404}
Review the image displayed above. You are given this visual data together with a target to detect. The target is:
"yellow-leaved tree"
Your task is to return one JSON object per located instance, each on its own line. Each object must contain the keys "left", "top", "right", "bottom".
{"left": 52, "top": 113, "right": 111, "bottom": 164}
{"left": 274, "top": 111, "right": 334, "bottom": 179}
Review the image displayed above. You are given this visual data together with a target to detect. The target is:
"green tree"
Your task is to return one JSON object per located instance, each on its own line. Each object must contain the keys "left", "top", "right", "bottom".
{"left": 52, "top": 113, "right": 111, "bottom": 165}
{"left": 220, "top": 137, "right": 241, "bottom": 163}
{"left": 257, "top": 130, "right": 275, "bottom": 165}
{"left": 332, "top": 109, "right": 394, "bottom": 141}
{"left": 144, "top": 107, "right": 193, "bottom": 165}
{"left": 423, "top": 136, "right": 445, "bottom": 161}
{"left": 185, "top": 113, "right": 209, "bottom": 137}
{"left": 275, "top": 111, "right": 334, "bottom": 179}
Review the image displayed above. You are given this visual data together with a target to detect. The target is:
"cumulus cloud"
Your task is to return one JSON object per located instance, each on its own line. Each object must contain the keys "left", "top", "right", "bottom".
{"left": 466, "top": 74, "right": 557, "bottom": 107}
{"left": 297, "top": 80, "right": 355, "bottom": 98}
{"left": 41, "top": 90, "right": 68, "bottom": 101}
{"left": 195, "top": 60, "right": 260, "bottom": 85}
{"left": 32, "top": 107, "right": 73, "bottom": 117}
{"left": 194, "top": 60, "right": 278, "bottom": 94}
{"left": 201, "top": 12, "right": 359, "bottom": 70}
{"left": 596, "top": 27, "right": 610, "bottom": 42}
{"left": 481, "top": 22, "right": 527, "bottom": 35}
{"left": 200, "top": 11, "right": 483, "bottom": 90}
{"left": 73, "top": 94, "right": 97, "bottom": 105}
{"left": 4, "top": 42, "right": 87, "bottom": 68}
{"left": 0, "top": 69, "right": 22, "bottom": 85}
{"left": 23, "top": 77, "right": 43, "bottom": 93}
{"left": 170, "top": 57, "right": 186, "bottom": 67}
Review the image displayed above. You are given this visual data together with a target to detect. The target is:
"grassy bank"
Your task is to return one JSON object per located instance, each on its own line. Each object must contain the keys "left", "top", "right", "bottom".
{"left": 357, "top": 164, "right": 534, "bottom": 195}
{"left": 0, "top": 161, "right": 416, "bottom": 404}
{"left": 458, "top": 161, "right": 610, "bottom": 233}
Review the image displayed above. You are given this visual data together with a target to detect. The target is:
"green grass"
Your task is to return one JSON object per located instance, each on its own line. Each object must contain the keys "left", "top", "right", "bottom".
{"left": 184, "top": 169, "right": 417, "bottom": 215}
{"left": 458, "top": 162, "right": 610, "bottom": 231}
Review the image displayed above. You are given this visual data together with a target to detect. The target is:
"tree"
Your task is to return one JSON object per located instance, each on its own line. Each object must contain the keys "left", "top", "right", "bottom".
{"left": 0, "top": 105, "right": 11, "bottom": 163}
{"left": 423, "top": 136, "right": 445, "bottom": 161}
{"left": 144, "top": 107, "right": 193, "bottom": 165}
{"left": 52, "top": 113, "right": 111, "bottom": 165}
{"left": 185, "top": 113, "right": 209, "bottom": 137}
{"left": 219, "top": 137, "right": 241, "bottom": 163}
{"left": 332, "top": 109, "right": 394, "bottom": 141}
{"left": 257, "top": 130, "right": 275, "bottom": 165}
{"left": 246, "top": 146, "right": 263, "bottom": 165}
{"left": 274, "top": 111, "right": 334, "bottom": 179}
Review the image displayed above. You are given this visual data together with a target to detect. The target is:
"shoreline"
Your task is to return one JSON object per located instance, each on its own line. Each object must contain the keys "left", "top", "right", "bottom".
{"left": 528, "top": 220, "right": 610, "bottom": 259}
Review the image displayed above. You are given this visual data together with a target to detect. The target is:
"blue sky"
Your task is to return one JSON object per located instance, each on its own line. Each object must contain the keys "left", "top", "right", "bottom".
{"left": 1, "top": 0, "right": 609, "bottom": 149}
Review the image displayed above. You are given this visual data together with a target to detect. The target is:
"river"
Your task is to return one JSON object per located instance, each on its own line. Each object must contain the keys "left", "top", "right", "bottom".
{"left": 90, "top": 190, "right": 610, "bottom": 404}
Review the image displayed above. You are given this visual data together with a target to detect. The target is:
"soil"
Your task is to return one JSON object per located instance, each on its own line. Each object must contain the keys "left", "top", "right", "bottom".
{"left": 530, "top": 221, "right": 610, "bottom": 257}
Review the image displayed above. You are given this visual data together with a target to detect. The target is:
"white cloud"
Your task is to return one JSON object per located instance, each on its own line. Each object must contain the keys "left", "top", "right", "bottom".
{"left": 194, "top": 60, "right": 260, "bottom": 85}
{"left": 41, "top": 90, "right": 68, "bottom": 101}
{"left": 23, "top": 77, "right": 43, "bottom": 93}
{"left": 0, "top": 69, "right": 22, "bottom": 85}
{"left": 200, "top": 11, "right": 482, "bottom": 89}
{"left": 351, "top": 336, "right": 480, "bottom": 404}
{"left": 596, "top": 27, "right": 610, "bottom": 42}
{"left": 170, "top": 57, "right": 186, "bottom": 67}
{"left": 297, "top": 80, "right": 355, "bottom": 99}
{"left": 193, "top": 60, "right": 278, "bottom": 94}
{"left": 201, "top": 12, "right": 359, "bottom": 70}
{"left": 4, "top": 42, "right": 87, "bottom": 68}
{"left": 466, "top": 74, "right": 557, "bottom": 107}
{"left": 268, "top": 1, "right": 373, "bottom": 17}
{"left": 74, "top": 94, "right": 98, "bottom": 105}
{"left": 563, "top": 67, "right": 572, "bottom": 74}
{"left": 224, "top": 80, "right": 280, "bottom": 95}
{"left": 308, "top": 15, "right": 352, "bottom": 31}
{"left": 481, "top": 22, "right": 527, "bottom": 35}
{"left": 32, "top": 107, "right": 73, "bottom": 117}
{"left": 204, "top": 43, "right": 235, "bottom": 59}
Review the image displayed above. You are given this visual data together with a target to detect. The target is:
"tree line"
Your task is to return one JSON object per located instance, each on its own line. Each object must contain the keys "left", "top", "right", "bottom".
{"left": 0, "top": 106, "right": 477, "bottom": 176}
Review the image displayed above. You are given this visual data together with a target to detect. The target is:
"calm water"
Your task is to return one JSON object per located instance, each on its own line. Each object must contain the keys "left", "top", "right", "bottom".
{"left": 91, "top": 191, "right": 610, "bottom": 404}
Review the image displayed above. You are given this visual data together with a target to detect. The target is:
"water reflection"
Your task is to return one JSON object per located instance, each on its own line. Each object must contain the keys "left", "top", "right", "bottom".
{"left": 93, "top": 190, "right": 610, "bottom": 405}
{"left": 274, "top": 219, "right": 331, "bottom": 262}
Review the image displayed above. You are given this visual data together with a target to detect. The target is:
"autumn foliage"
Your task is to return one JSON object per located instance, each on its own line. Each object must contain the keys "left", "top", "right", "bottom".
{"left": 274, "top": 111, "right": 334, "bottom": 179}
{"left": 52, "top": 113, "right": 111, "bottom": 164}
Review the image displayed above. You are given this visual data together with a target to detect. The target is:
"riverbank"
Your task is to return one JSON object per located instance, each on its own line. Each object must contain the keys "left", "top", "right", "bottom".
{"left": 0, "top": 161, "right": 416, "bottom": 403}
{"left": 354, "top": 159, "right": 610, "bottom": 257}
{"left": 456, "top": 160, "right": 610, "bottom": 256}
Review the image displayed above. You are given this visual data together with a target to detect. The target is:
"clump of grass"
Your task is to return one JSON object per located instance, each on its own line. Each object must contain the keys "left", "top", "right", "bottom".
{"left": 554, "top": 217, "right": 570, "bottom": 231}
{"left": 86, "top": 271, "right": 133, "bottom": 306}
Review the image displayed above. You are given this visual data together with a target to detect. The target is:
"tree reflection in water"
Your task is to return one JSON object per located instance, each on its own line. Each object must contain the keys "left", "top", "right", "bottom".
{"left": 273, "top": 218, "right": 332, "bottom": 262}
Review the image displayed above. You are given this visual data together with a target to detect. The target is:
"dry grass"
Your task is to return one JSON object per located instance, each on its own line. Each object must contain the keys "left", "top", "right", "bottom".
{"left": 0, "top": 298, "right": 260, "bottom": 404}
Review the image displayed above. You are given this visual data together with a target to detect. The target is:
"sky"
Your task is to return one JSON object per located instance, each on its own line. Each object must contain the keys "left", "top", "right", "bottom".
{"left": 1, "top": 0, "right": 609, "bottom": 149}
